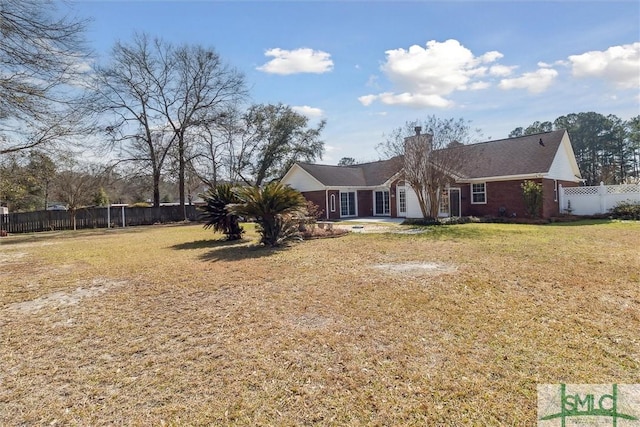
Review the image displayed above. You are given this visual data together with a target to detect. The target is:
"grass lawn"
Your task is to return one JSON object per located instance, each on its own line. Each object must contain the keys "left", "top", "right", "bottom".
{"left": 1, "top": 220, "right": 638, "bottom": 425}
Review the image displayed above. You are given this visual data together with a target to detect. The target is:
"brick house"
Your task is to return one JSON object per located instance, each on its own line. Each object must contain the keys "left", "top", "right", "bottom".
{"left": 280, "top": 129, "right": 582, "bottom": 219}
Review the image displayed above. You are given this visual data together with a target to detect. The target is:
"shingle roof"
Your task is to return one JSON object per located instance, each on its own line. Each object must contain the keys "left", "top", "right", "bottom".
{"left": 295, "top": 130, "right": 567, "bottom": 185}
{"left": 441, "top": 129, "right": 566, "bottom": 179}
{"left": 297, "top": 156, "right": 403, "bottom": 186}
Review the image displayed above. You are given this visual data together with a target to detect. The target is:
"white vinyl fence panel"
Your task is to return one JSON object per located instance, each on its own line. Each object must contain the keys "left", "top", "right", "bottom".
{"left": 559, "top": 183, "right": 640, "bottom": 215}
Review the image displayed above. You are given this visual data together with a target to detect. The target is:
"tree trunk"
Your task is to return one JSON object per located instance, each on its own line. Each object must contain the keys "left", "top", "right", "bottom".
{"left": 178, "top": 138, "right": 186, "bottom": 220}
{"left": 428, "top": 187, "right": 440, "bottom": 218}
{"left": 153, "top": 166, "right": 161, "bottom": 208}
{"left": 412, "top": 186, "right": 430, "bottom": 219}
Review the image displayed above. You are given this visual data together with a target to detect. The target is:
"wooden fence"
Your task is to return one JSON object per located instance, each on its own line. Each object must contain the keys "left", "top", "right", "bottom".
{"left": 0, "top": 205, "right": 201, "bottom": 234}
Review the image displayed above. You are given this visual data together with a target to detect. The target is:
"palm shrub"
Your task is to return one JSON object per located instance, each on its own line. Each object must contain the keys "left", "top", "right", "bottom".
{"left": 231, "top": 182, "right": 307, "bottom": 247}
{"left": 199, "top": 184, "right": 244, "bottom": 240}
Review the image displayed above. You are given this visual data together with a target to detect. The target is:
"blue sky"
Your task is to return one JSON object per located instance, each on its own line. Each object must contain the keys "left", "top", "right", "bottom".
{"left": 69, "top": 0, "right": 640, "bottom": 164}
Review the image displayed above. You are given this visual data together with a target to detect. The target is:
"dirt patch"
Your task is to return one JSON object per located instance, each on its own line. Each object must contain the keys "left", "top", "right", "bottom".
{"left": 5, "top": 278, "right": 127, "bottom": 314}
{"left": 1, "top": 241, "right": 58, "bottom": 249}
{"left": 0, "top": 252, "right": 27, "bottom": 263}
{"left": 373, "top": 262, "right": 457, "bottom": 275}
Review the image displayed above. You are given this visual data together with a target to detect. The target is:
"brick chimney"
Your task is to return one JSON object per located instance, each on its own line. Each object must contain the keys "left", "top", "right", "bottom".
{"left": 404, "top": 127, "right": 433, "bottom": 154}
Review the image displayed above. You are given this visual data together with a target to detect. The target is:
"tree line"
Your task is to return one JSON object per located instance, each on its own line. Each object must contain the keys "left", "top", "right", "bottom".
{"left": 0, "top": 1, "right": 325, "bottom": 215}
{"left": 509, "top": 113, "right": 640, "bottom": 186}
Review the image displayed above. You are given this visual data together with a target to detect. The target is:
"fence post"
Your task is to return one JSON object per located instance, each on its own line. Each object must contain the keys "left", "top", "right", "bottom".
{"left": 599, "top": 182, "right": 606, "bottom": 214}
{"left": 558, "top": 184, "right": 564, "bottom": 213}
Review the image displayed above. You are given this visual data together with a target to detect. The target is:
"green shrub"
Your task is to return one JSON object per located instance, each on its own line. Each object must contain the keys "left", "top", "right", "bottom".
{"left": 609, "top": 200, "right": 640, "bottom": 220}
{"left": 401, "top": 217, "right": 442, "bottom": 226}
{"left": 521, "top": 180, "right": 543, "bottom": 218}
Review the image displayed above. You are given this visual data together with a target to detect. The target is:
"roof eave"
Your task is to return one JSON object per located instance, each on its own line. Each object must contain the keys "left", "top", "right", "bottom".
{"left": 456, "top": 173, "right": 549, "bottom": 183}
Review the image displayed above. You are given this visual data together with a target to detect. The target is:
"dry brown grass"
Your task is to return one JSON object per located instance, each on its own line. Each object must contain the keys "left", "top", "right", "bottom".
{"left": 1, "top": 220, "right": 638, "bottom": 425}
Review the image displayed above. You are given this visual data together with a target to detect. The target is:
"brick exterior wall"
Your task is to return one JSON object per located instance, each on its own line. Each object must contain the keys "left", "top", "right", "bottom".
{"left": 461, "top": 180, "right": 528, "bottom": 218}
{"left": 460, "top": 179, "right": 580, "bottom": 219}
{"left": 301, "top": 190, "right": 329, "bottom": 220}
{"left": 542, "top": 179, "right": 558, "bottom": 218}
{"left": 300, "top": 178, "right": 581, "bottom": 221}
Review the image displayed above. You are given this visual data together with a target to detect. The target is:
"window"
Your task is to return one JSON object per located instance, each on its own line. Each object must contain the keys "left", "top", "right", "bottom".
{"left": 374, "top": 190, "right": 390, "bottom": 215}
{"left": 439, "top": 188, "right": 450, "bottom": 215}
{"left": 398, "top": 188, "right": 406, "bottom": 215}
{"left": 554, "top": 180, "right": 558, "bottom": 202}
{"left": 471, "top": 183, "right": 486, "bottom": 204}
{"left": 340, "top": 192, "right": 356, "bottom": 216}
{"left": 330, "top": 194, "right": 336, "bottom": 212}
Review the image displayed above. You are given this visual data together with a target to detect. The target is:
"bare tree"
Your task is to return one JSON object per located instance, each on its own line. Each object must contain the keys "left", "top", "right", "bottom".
{"left": 92, "top": 34, "right": 176, "bottom": 207}
{"left": 379, "top": 117, "right": 478, "bottom": 218}
{"left": 404, "top": 128, "right": 466, "bottom": 218}
{"left": 166, "top": 44, "right": 246, "bottom": 218}
{"left": 52, "top": 160, "right": 107, "bottom": 230}
{"left": 0, "top": 0, "right": 92, "bottom": 155}
{"left": 92, "top": 34, "right": 246, "bottom": 216}
{"left": 377, "top": 116, "right": 479, "bottom": 159}
{"left": 188, "top": 106, "right": 243, "bottom": 187}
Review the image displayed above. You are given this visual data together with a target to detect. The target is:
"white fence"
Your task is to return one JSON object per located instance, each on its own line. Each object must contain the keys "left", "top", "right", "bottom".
{"left": 559, "top": 183, "right": 640, "bottom": 215}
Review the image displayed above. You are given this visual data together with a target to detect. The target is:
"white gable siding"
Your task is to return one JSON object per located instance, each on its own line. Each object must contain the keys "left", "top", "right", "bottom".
{"left": 280, "top": 165, "right": 325, "bottom": 192}
{"left": 547, "top": 133, "right": 581, "bottom": 182}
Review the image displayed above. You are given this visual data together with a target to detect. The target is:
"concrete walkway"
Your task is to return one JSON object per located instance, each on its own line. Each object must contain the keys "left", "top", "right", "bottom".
{"left": 333, "top": 217, "right": 407, "bottom": 233}
{"left": 337, "top": 217, "right": 405, "bottom": 224}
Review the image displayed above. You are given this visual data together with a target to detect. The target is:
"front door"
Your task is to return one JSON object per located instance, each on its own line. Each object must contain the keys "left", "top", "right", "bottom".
{"left": 449, "top": 188, "right": 461, "bottom": 217}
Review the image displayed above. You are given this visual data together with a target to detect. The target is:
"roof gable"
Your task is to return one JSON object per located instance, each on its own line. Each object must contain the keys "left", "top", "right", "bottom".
{"left": 280, "top": 163, "right": 326, "bottom": 191}
{"left": 547, "top": 131, "right": 582, "bottom": 181}
{"left": 296, "top": 157, "right": 403, "bottom": 187}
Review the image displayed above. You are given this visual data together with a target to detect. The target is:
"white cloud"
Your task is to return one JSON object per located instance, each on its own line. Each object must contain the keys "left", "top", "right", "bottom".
{"left": 358, "top": 94, "right": 378, "bottom": 106}
{"left": 257, "top": 48, "right": 334, "bottom": 75}
{"left": 366, "top": 74, "right": 380, "bottom": 88}
{"left": 478, "top": 51, "right": 503, "bottom": 63}
{"left": 470, "top": 81, "right": 490, "bottom": 90}
{"left": 324, "top": 144, "right": 339, "bottom": 153}
{"left": 292, "top": 105, "right": 324, "bottom": 118}
{"left": 499, "top": 68, "right": 558, "bottom": 94}
{"left": 359, "top": 39, "right": 506, "bottom": 108}
{"left": 361, "top": 92, "right": 453, "bottom": 108}
{"left": 568, "top": 42, "right": 640, "bottom": 89}
{"left": 489, "top": 64, "right": 516, "bottom": 77}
